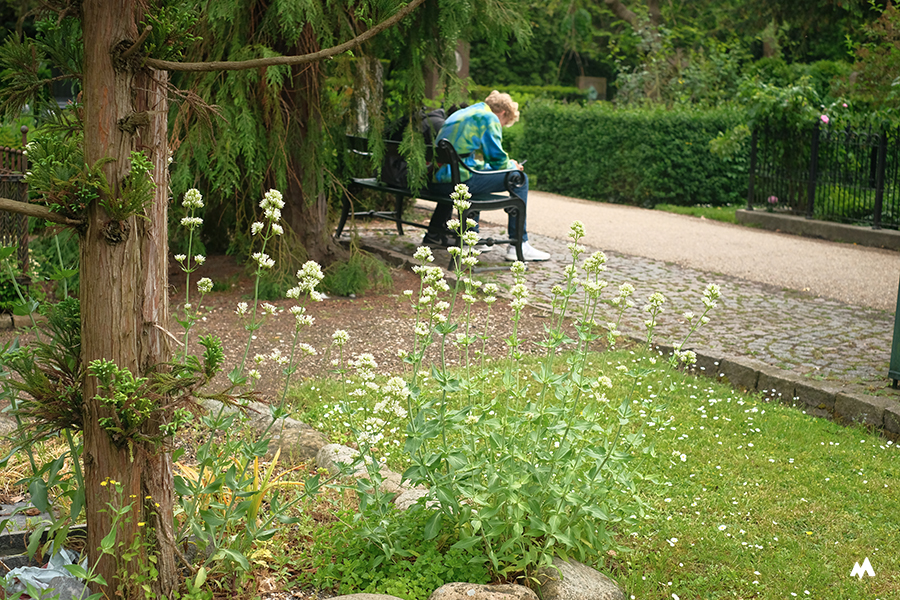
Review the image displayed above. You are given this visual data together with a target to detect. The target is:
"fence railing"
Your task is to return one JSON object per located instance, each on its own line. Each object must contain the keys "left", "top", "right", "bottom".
{"left": 747, "top": 121, "right": 900, "bottom": 229}
{"left": 0, "top": 126, "right": 29, "bottom": 272}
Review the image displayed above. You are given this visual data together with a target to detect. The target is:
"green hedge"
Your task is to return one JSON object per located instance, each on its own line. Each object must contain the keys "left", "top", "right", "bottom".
{"left": 519, "top": 102, "right": 748, "bottom": 207}
{"left": 468, "top": 84, "right": 590, "bottom": 106}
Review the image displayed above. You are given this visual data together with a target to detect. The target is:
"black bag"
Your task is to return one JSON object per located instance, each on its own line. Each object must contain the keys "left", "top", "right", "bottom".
{"left": 381, "top": 108, "right": 446, "bottom": 188}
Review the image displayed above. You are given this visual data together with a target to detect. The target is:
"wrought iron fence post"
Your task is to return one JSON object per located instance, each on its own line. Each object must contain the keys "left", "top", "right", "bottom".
{"left": 747, "top": 128, "right": 758, "bottom": 210}
{"left": 806, "top": 121, "right": 820, "bottom": 219}
{"left": 890, "top": 274, "right": 900, "bottom": 388}
{"left": 873, "top": 128, "right": 887, "bottom": 230}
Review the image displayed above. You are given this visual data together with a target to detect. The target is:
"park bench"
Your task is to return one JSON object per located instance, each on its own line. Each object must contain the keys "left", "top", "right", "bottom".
{"left": 335, "top": 135, "right": 526, "bottom": 262}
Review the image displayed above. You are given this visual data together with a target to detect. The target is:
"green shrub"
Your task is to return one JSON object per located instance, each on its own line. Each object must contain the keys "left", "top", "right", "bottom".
{"left": 321, "top": 249, "right": 392, "bottom": 297}
{"left": 520, "top": 101, "right": 748, "bottom": 207}
{"left": 468, "top": 84, "right": 590, "bottom": 107}
{"left": 307, "top": 507, "right": 490, "bottom": 600}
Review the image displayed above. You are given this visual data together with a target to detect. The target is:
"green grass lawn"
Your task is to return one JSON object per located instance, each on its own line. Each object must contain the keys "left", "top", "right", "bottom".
{"left": 290, "top": 347, "right": 899, "bottom": 599}
{"left": 655, "top": 203, "right": 738, "bottom": 224}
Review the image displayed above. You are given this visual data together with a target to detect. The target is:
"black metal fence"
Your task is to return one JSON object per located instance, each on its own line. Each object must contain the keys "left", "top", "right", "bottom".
{"left": 747, "top": 121, "right": 900, "bottom": 229}
{"left": 0, "top": 140, "right": 29, "bottom": 272}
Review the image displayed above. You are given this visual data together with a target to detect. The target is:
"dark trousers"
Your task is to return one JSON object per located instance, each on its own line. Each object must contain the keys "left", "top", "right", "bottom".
{"left": 426, "top": 171, "right": 529, "bottom": 241}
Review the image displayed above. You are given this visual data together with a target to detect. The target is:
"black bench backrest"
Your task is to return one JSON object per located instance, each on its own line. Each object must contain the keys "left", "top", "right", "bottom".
{"left": 346, "top": 135, "right": 476, "bottom": 187}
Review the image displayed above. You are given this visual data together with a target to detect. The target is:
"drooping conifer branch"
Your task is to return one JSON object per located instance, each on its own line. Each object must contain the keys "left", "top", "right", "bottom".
{"left": 143, "top": 0, "right": 426, "bottom": 72}
{"left": 0, "top": 196, "right": 82, "bottom": 225}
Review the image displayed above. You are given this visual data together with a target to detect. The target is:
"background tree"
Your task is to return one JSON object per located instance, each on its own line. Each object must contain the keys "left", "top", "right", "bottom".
{"left": 169, "top": 0, "right": 530, "bottom": 273}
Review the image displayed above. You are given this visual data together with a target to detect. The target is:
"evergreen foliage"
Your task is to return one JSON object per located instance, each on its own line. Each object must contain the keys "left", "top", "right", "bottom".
{"left": 170, "top": 0, "right": 530, "bottom": 265}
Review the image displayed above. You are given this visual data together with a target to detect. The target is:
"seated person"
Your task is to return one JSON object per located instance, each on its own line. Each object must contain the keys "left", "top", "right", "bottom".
{"left": 423, "top": 91, "right": 550, "bottom": 262}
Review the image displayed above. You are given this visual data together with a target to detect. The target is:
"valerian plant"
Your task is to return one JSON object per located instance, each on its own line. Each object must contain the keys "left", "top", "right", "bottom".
{"left": 170, "top": 188, "right": 329, "bottom": 581}
{"left": 329, "top": 184, "right": 722, "bottom": 582}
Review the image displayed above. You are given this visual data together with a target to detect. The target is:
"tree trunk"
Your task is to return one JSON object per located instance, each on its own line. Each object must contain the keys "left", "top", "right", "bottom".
{"left": 82, "top": 1, "right": 174, "bottom": 597}
{"left": 280, "top": 24, "right": 344, "bottom": 265}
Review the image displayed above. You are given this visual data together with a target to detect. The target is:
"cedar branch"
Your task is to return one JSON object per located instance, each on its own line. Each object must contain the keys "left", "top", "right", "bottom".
{"left": 143, "top": 0, "right": 426, "bottom": 72}
{"left": 0, "top": 196, "right": 82, "bottom": 226}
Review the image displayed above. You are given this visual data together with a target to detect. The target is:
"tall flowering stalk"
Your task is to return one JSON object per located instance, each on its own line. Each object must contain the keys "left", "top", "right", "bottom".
{"left": 231, "top": 189, "right": 287, "bottom": 384}
{"left": 173, "top": 188, "right": 213, "bottom": 364}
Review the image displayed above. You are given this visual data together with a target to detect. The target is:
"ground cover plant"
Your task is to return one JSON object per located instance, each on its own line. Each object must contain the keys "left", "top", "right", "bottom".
{"left": 292, "top": 352, "right": 899, "bottom": 600}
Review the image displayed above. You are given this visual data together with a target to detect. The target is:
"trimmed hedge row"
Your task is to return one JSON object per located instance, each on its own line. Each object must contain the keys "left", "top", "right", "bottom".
{"left": 519, "top": 102, "right": 748, "bottom": 207}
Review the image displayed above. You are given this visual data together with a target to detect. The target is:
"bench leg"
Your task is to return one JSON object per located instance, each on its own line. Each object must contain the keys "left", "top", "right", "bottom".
{"left": 508, "top": 204, "right": 525, "bottom": 262}
{"left": 394, "top": 194, "right": 405, "bottom": 236}
{"left": 335, "top": 191, "right": 351, "bottom": 238}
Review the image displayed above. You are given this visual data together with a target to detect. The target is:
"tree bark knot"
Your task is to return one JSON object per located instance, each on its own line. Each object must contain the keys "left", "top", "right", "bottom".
{"left": 118, "top": 112, "right": 150, "bottom": 134}
{"left": 102, "top": 219, "right": 131, "bottom": 244}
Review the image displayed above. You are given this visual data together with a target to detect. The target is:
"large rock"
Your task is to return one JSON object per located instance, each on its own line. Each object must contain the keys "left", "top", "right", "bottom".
{"left": 429, "top": 582, "right": 538, "bottom": 600}
{"left": 201, "top": 399, "right": 328, "bottom": 461}
{"left": 537, "top": 558, "right": 625, "bottom": 600}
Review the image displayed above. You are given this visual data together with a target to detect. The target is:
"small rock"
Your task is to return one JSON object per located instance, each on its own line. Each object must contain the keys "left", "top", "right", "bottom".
{"left": 429, "top": 582, "right": 538, "bottom": 600}
{"left": 353, "top": 467, "right": 406, "bottom": 495}
{"left": 537, "top": 558, "right": 624, "bottom": 600}
{"left": 316, "top": 443, "right": 367, "bottom": 476}
{"left": 330, "top": 595, "right": 403, "bottom": 600}
{"left": 393, "top": 488, "right": 432, "bottom": 511}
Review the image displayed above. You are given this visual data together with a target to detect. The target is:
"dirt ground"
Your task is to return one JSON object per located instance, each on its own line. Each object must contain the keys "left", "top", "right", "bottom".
{"left": 0, "top": 250, "right": 552, "bottom": 404}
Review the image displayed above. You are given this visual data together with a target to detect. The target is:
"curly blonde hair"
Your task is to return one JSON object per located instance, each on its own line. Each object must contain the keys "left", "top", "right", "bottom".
{"left": 484, "top": 90, "right": 519, "bottom": 125}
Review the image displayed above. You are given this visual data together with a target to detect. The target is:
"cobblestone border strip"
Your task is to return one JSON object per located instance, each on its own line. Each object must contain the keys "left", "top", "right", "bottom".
{"left": 648, "top": 337, "right": 900, "bottom": 441}
{"left": 352, "top": 237, "right": 900, "bottom": 441}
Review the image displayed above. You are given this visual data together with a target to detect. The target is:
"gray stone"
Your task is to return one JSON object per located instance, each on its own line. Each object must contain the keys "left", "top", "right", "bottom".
{"left": 266, "top": 418, "right": 329, "bottom": 462}
{"left": 0, "top": 413, "right": 17, "bottom": 437}
{"left": 884, "top": 402, "right": 900, "bottom": 436}
{"left": 42, "top": 576, "right": 90, "bottom": 600}
{"left": 316, "top": 444, "right": 367, "bottom": 476}
{"left": 201, "top": 399, "right": 328, "bottom": 461}
{"left": 330, "top": 595, "right": 404, "bottom": 600}
{"left": 429, "top": 582, "right": 538, "bottom": 600}
{"left": 718, "top": 357, "right": 760, "bottom": 391}
{"left": 353, "top": 467, "right": 406, "bottom": 496}
{"left": 393, "top": 488, "right": 432, "bottom": 511}
{"left": 756, "top": 367, "right": 797, "bottom": 403}
{"left": 834, "top": 393, "right": 892, "bottom": 428}
{"left": 793, "top": 380, "right": 838, "bottom": 412}
{"left": 537, "top": 558, "right": 625, "bottom": 600}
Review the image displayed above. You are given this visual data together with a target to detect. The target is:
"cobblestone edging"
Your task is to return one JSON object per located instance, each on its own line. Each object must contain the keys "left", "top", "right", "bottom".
{"left": 349, "top": 227, "right": 900, "bottom": 441}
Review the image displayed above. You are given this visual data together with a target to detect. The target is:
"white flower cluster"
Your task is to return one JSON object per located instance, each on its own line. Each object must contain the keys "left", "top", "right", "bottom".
{"left": 182, "top": 188, "right": 204, "bottom": 210}
{"left": 703, "top": 283, "right": 721, "bottom": 309}
{"left": 332, "top": 329, "right": 349, "bottom": 346}
{"left": 260, "top": 189, "right": 284, "bottom": 222}
{"left": 197, "top": 277, "right": 213, "bottom": 294}
{"left": 252, "top": 252, "right": 275, "bottom": 270}
{"left": 180, "top": 216, "right": 203, "bottom": 230}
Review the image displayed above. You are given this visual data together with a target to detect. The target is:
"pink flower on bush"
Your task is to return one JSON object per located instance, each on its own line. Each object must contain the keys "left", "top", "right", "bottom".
{"left": 767, "top": 195, "right": 778, "bottom": 205}
{"left": 842, "top": 103, "right": 848, "bottom": 108}
{"left": 820, "top": 114, "right": 830, "bottom": 124}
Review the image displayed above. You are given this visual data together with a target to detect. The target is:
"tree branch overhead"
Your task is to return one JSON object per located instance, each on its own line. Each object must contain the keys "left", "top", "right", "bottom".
{"left": 143, "top": 0, "right": 426, "bottom": 72}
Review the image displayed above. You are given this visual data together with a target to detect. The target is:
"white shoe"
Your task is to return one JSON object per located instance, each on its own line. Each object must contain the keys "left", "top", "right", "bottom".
{"left": 505, "top": 241, "right": 550, "bottom": 262}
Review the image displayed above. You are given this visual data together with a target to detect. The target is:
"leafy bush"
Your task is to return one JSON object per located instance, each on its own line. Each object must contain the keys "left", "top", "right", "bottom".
{"left": 321, "top": 249, "right": 392, "bottom": 297}
{"left": 307, "top": 507, "right": 490, "bottom": 600}
{"left": 468, "top": 84, "right": 590, "bottom": 106}
{"left": 520, "top": 101, "right": 747, "bottom": 206}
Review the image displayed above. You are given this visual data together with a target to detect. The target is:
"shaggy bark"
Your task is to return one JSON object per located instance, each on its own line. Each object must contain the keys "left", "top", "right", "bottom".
{"left": 81, "top": 1, "right": 174, "bottom": 597}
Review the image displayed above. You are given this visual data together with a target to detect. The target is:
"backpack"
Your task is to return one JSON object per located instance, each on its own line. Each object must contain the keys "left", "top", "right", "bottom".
{"left": 381, "top": 108, "right": 446, "bottom": 188}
